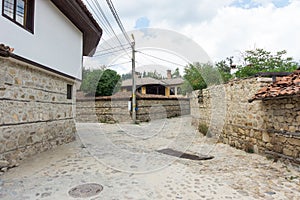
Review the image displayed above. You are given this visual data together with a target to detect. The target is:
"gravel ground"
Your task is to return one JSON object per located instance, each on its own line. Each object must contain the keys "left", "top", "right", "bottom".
{"left": 0, "top": 116, "right": 299, "bottom": 200}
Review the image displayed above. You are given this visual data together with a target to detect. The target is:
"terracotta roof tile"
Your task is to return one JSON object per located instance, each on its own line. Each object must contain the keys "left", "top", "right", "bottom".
{"left": 249, "top": 69, "right": 300, "bottom": 102}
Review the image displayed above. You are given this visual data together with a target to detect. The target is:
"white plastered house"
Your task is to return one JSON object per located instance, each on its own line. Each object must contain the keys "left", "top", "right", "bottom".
{"left": 0, "top": 0, "right": 102, "bottom": 165}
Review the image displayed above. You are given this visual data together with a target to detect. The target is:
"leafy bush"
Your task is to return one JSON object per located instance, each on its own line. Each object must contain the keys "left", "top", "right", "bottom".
{"left": 182, "top": 62, "right": 227, "bottom": 94}
{"left": 235, "top": 48, "right": 298, "bottom": 78}
{"left": 198, "top": 123, "right": 209, "bottom": 136}
{"left": 80, "top": 68, "right": 121, "bottom": 96}
{"left": 96, "top": 69, "right": 121, "bottom": 96}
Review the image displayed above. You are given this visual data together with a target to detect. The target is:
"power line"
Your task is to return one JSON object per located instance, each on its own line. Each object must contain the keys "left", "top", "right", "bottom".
{"left": 94, "top": 46, "right": 132, "bottom": 57}
{"left": 86, "top": 0, "right": 131, "bottom": 59}
{"left": 92, "top": 0, "right": 131, "bottom": 58}
{"left": 94, "top": 38, "right": 132, "bottom": 60}
{"left": 99, "top": 38, "right": 123, "bottom": 54}
{"left": 138, "top": 52, "right": 161, "bottom": 66}
{"left": 105, "top": 0, "right": 132, "bottom": 47}
{"left": 85, "top": 0, "right": 122, "bottom": 52}
{"left": 96, "top": 43, "right": 131, "bottom": 54}
{"left": 85, "top": 0, "right": 115, "bottom": 41}
{"left": 136, "top": 51, "right": 187, "bottom": 67}
{"left": 108, "top": 61, "right": 131, "bottom": 67}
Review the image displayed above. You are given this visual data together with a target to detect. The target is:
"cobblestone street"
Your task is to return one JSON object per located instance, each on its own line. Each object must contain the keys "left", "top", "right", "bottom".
{"left": 0, "top": 116, "right": 299, "bottom": 199}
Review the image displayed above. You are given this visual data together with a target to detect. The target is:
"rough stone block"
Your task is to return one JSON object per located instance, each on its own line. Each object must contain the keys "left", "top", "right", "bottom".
{"left": 288, "top": 126, "right": 296, "bottom": 132}
{"left": 272, "top": 145, "right": 283, "bottom": 153}
{"left": 262, "top": 133, "right": 270, "bottom": 143}
{"left": 0, "top": 58, "right": 76, "bottom": 165}
{"left": 288, "top": 138, "right": 300, "bottom": 147}
{"left": 285, "top": 104, "right": 294, "bottom": 109}
{"left": 266, "top": 143, "right": 273, "bottom": 150}
{"left": 283, "top": 148, "right": 293, "bottom": 157}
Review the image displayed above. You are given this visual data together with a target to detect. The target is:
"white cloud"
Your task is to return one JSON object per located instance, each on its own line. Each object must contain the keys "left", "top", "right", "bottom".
{"left": 185, "top": 0, "right": 300, "bottom": 62}
{"left": 85, "top": 0, "right": 300, "bottom": 71}
{"left": 114, "top": 0, "right": 234, "bottom": 29}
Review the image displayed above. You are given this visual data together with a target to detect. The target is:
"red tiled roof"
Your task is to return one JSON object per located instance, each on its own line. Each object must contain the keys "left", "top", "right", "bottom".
{"left": 249, "top": 69, "right": 300, "bottom": 102}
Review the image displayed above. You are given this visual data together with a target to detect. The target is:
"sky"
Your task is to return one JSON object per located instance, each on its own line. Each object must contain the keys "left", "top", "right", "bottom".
{"left": 84, "top": 0, "right": 300, "bottom": 75}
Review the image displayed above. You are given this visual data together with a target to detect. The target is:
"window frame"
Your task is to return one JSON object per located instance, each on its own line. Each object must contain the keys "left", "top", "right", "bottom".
{"left": 2, "top": 0, "right": 35, "bottom": 33}
{"left": 67, "top": 84, "right": 73, "bottom": 100}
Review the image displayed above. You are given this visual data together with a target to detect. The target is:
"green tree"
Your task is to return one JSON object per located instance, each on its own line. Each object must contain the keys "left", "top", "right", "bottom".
{"left": 80, "top": 68, "right": 121, "bottom": 96}
{"left": 80, "top": 68, "right": 104, "bottom": 96}
{"left": 182, "top": 62, "right": 223, "bottom": 94}
{"left": 235, "top": 48, "right": 298, "bottom": 78}
{"left": 183, "top": 63, "right": 206, "bottom": 92}
{"left": 215, "top": 58, "right": 232, "bottom": 82}
{"left": 145, "top": 70, "right": 163, "bottom": 79}
{"left": 172, "top": 68, "right": 181, "bottom": 78}
{"left": 96, "top": 69, "right": 121, "bottom": 96}
{"left": 121, "top": 72, "right": 132, "bottom": 80}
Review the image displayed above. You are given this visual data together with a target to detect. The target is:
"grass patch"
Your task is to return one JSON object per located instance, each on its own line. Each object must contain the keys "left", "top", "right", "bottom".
{"left": 198, "top": 123, "right": 210, "bottom": 137}
{"left": 245, "top": 143, "right": 254, "bottom": 154}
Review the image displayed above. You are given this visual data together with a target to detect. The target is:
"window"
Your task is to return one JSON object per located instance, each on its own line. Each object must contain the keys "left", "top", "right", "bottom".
{"left": 67, "top": 84, "right": 72, "bottom": 100}
{"left": 170, "top": 87, "right": 175, "bottom": 95}
{"left": 2, "top": 0, "right": 35, "bottom": 33}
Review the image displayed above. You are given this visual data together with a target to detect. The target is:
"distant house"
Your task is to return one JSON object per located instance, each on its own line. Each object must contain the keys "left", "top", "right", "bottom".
{"left": 122, "top": 77, "right": 167, "bottom": 96}
{"left": 121, "top": 70, "right": 184, "bottom": 96}
{"left": 0, "top": 0, "right": 102, "bottom": 165}
{"left": 163, "top": 78, "right": 184, "bottom": 96}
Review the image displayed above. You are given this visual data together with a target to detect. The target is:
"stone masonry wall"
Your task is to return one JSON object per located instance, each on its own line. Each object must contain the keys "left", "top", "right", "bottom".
{"left": 137, "top": 98, "right": 190, "bottom": 122}
{"left": 76, "top": 98, "right": 129, "bottom": 123}
{"left": 76, "top": 97, "right": 190, "bottom": 123}
{"left": 0, "top": 57, "right": 76, "bottom": 168}
{"left": 191, "top": 78, "right": 300, "bottom": 164}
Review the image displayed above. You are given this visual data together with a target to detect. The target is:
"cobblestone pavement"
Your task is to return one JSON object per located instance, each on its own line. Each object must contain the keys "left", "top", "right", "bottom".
{"left": 0, "top": 116, "right": 299, "bottom": 200}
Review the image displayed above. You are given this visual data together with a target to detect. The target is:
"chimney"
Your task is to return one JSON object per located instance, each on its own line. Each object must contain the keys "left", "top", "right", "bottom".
{"left": 135, "top": 72, "right": 141, "bottom": 79}
{"left": 167, "top": 70, "right": 172, "bottom": 79}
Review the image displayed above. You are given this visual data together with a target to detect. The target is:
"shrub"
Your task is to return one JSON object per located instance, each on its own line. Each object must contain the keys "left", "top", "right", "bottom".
{"left": 198, "top": 123, "right": 209, "bottom": 136}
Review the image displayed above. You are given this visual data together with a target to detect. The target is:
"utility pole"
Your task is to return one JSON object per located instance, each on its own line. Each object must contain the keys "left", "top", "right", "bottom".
{"left": 131, "top": 34, "right": 136, "bottom": 123}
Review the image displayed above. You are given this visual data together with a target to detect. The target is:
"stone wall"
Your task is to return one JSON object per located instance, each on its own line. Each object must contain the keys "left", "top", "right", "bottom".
{"left": 76, "top": 98, "right": 129, "bottom": 123}
{"left": 76, "top": 96, "right": 190, "bottom": 123}
{"left": 191, "top": 78, "right": 300, "bottom": 164}
{"left": 0, "top": 57, "right": 76, "bottom": 169}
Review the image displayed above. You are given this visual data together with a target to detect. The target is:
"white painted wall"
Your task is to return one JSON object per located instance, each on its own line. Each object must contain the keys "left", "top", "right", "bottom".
{"left": 0, "top": 0, "right": 83, "bottom": 79}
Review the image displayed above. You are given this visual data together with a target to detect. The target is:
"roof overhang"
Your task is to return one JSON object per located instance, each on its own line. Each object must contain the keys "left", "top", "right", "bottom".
{"left": 50, "top": 0, "right": 102, "bottom": 56}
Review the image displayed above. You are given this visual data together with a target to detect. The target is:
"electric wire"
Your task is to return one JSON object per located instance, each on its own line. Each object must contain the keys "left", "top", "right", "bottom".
{"left": 136, "top": 51, "right": 187, "bottom": 67}
{"left": 85, "top": 0, "right": 131, "bottom": 59}
{"left": 105, "top": 0, "right": 132, "bottom": 47}
{"left": 98, "top": 38, "right": 127, "bottom": 55}
{"left": 138, "top": 52, "right": 161, "bottom": 67}
{"left": 93, "top": 0, "right": 131, "bottom": 59}
{"left": 96, "top": 44, "right": 131, "bottom": 53}
{"left": 85, "top": 0, "right": 121, "bottom": 51}
{"left": 94, "top": 46, "right": 132, "bottom": 58}
{"left": 85, "top": 0, "right": 113, "bottom": 38}
{"left": 108, "top": 61, "right": 131, "bottom": 67}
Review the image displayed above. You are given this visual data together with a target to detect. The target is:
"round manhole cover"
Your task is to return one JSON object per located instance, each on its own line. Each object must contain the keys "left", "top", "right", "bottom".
{"left": 68, "top": 183, "right": 103, "bottom": 198}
